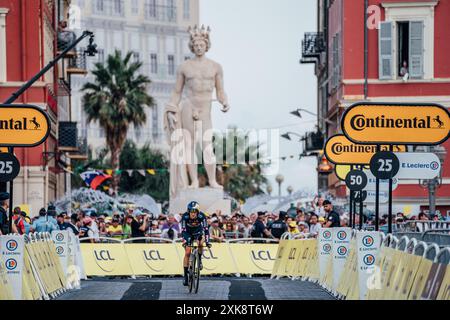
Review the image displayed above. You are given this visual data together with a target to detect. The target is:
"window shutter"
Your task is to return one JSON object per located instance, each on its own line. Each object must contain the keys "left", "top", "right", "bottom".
{"left": 409, "top": 21, "right": 424, "bottom": 78}
{"left": 379, "top": 21, "right": 393, "bottom": 79}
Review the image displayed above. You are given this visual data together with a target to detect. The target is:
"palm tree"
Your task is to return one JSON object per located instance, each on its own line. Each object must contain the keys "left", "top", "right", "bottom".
{"left": 81, "top": 50, "right": 154, "bottom": 194}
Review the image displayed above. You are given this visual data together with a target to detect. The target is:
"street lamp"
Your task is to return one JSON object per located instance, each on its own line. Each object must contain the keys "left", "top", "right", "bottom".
{"left": 290, "top": 108, "right": 334, "bottom": 125}
{"left": 287, "top": 186, "right": 294, "bottom": 196}
{"left": 266, "top": 185, "right": 273, "bottom": 196}
{"left": 419, "top": 146, "right": 447, "bottom": 217}
{"left": 276, "top": 174, "right": 284, "bottom": 203}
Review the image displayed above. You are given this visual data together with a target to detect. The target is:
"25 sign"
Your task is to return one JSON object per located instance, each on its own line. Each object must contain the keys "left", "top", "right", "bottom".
{"left": 0, "top": 153, "right": 20, "bottom": 182}
{"left": 345, "top": 170, "right": 368, "bottom": 191}
{"left": 370, "top": 151, "right": 400, "bottom": 180}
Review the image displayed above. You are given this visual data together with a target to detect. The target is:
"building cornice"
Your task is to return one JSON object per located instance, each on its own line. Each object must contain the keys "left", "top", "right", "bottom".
{"left": 381, "top": 1, "right": 439, "bottom": 8}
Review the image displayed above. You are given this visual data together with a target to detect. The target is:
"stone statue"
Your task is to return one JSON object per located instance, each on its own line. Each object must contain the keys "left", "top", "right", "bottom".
{"left": 164, "top": 25, "right": 230, "bottom": 199}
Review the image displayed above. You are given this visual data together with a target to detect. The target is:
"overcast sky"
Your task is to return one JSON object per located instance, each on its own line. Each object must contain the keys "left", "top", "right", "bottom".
{"left": 200, "top": 0, "right": 318, "bottom": 195}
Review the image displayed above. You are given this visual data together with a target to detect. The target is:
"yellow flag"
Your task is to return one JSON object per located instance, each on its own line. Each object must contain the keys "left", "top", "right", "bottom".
{"left": 147, "top": 169, "right": 156, "bottom": 175}
{"left": 105, "top": 170, "right": 113, "bottom": 176}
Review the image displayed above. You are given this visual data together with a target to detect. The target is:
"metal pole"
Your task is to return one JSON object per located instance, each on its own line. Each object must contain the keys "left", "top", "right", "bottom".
{"left": 4, "top": 31, "right": 93, "bottom": 104}
{"left": 375, "top": 145, "right": 381, "bottom": 231}
{"left": 349, "top": 165, "right": 354, "bottom": 228}
{"left": 359, "top": 165, "right": 364, "bottom": 230}
{"left": 388, "top": 145, "right": 393, "bottom": 234}
{"left": 429, "top": 179, "right": 436, "bottom": 217}
{"left": 7, "top": 147, "right": 14, "bottom": 233}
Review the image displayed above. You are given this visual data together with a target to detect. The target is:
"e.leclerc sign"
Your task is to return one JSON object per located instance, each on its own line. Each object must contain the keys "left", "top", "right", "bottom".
{"left": 324, "top": 134, "right": 405, "bottom": 165}
{"left": 341, "top": 103, "right": 450, "bottom": 145}
{"left": 0, "top": 104, "right": 50, "bottom": 147}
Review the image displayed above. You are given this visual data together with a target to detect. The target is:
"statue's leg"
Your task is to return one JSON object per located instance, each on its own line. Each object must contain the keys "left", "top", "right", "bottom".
{"left": 181, "top": 102, "right": 199, "bottom": 189}
{"left": 203, "top": 119, "right": 222, "bottom": 189}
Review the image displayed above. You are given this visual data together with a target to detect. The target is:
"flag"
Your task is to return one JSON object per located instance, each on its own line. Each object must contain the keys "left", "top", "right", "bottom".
{"left": 137, "top": 170, "right": 146, "bottom": 176}
{"left": 147, "top": 169, "right": 156, "bottom": 176}
{"left": 126, "top": 170, "right": 133, "bottom": 177}
{"left": 80, "top": 171, "right": 112, "bottom": 190}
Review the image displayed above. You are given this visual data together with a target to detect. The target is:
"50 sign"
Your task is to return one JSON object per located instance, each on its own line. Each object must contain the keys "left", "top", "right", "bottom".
{"left": 0, "top": 153, "right": 20, "bottom": 182}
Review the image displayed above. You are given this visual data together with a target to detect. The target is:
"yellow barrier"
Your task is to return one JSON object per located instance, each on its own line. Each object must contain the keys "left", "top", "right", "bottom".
{"left": 437, "top": 265, "right": 450, "bottom": 300}
{"left": 336, "top": 239, "right": 358, "bottom": 299}
{"left": 0, "top": 255, "right": 14, "bottom": 300}
{"left": 271, "top": 240, "right": 290, "bottom": 277}
{"left": 80, "top": 242, "right": 278, "bottom": 277}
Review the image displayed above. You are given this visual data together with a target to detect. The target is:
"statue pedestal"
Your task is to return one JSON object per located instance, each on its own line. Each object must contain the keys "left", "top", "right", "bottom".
{"left": 170, "top": 188, "right": 231, "bottom": 215}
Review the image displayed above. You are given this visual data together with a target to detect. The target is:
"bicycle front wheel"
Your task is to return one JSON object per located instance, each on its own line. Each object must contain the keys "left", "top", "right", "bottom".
{"left": 194, "top": 251, "right": 201, "bottom": 294}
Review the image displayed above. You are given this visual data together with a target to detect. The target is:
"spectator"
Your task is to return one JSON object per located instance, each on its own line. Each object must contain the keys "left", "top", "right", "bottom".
{"left": 287, "top": 221, "right": 300, "bottom": 237}
{"left": 147, "top": 220, "right": 162, "bottom": 238}
{"left": 238, "top": 216, "right": 253, "bottom": 238}
{"left": 130, "top": 210, "right": 149, "bottom": 242}
{"left": 161, "top": 226, "right": 178, "bottom": 240}
{"left": 79, "top": 217, "right": 95, "bottom": 243}
{"left": 57, "top": 213, "right": 71, "bottom": 231}
{"left": 162, "top": 214, "right": 181, "bottom": 234}
{"left": 107, "top": 218, "right": 124, "bottom": 239}
{"left": 323, "top": 200, "right": 340, "bottom": 228}
{"left": 209, "top": 218, "right": 225, "bottom": 242}
{"left": 298, "top": 221, "right": 309, "bottom": 235}
{"left": 418, "top": 212, "right": 429, "bottom": 221}
{"left": 21, "top": 211, "right": 31, "bottom": 234}
{"left": 400, "top": 60, "right": 409, "bottom": 80}
{"left": 88, "top": 212, "right": 100, "bottom": 240}
{"left": 123, "top": 215, "right": 133, "bottom": 239}
{"left": 308, "top": 213, "right": 321, "bottom": 237}
{"left": 312, "top": 196, "right": 326, "bottom": 218}
{"left": 250, "top": 212, "right": 273, "bottom": 239}
{"left": 12, "top": 207, "right": 25, "bottom": 235}
{"left": 68, "top": 213, "right": 80, "bottom": 235}
{"left": 0, "top": 192, "right": 10, "bottom": 235}
{"left": 318, "top": 216, "right": 326, "bottom": 227}
{"left": 98, "top": 218, "right": 108, "bottom": 237}
{"left": 32, "top": 208, "right": 58, "bottom": 233}
{"left": 268, "top": 211, "right": 287, "bottom": 240}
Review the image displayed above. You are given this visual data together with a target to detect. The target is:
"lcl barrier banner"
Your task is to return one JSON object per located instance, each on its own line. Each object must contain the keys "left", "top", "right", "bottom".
{"left": 1, "top": 235, "right": 24, "bottom": 299}
{"left": 228, "top": 244, "right": 278, "bottom": 275}
{"left": 318, "top": 229, "right": 333, "bottom": 282}
{"left": 271, "top": 240, "right": 289, "bottom": 277}
{"left": 332, "top": 228, "right": 352, "bottom": 291}
{"left": 356, "top": 231, "right": 381, "bottom": 300}
{"left": 81, "top": 243, "right": 278, "bottom": 277}
{"left": 125, "top": 244, "right": 183, "bottom": 276}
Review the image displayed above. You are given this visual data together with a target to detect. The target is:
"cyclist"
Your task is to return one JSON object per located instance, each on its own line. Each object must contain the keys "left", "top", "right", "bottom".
{"left": 181, "top": 201, "right": 211, "bottom": 286}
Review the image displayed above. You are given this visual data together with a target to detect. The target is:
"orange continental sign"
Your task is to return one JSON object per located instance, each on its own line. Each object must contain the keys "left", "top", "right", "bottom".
{"left": 342, "top": 103, "right": 450, "bottom": 145}
{"left": 0, "top": 104, "right": 50, "bottom": 147}
{"left": 324, "top": 134, "right": 406, "bottom": 165}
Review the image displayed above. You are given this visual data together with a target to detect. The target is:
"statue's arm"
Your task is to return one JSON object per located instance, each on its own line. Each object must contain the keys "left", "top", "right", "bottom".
{"left": 167, "top": 66, "right": 185, "bottom": 108}
{"left": 215, "top": 64, "right": 229, "bottom": 110}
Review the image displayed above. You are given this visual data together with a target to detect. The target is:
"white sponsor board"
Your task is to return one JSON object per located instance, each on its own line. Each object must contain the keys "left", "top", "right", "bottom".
{"left": 356, "top": 231, "right": 381, "bottom": 300}
{"left": 364, "top": 191, "right": 389, "bottom": 204}
{"left": 332, "top": 227, "right": 352, "bottom": 290}
{"left": 364, "top": 170, "right": 398, "bottom": 192}
{"left": 318, "top": 228, "right": 333, "bottom": 282}
{"left": 52, "top": 230, "right": 69, "bottom": 274}
{"left": 0, "top": 235, "right": 24, "bottom": 299}
{"left": 395, "top": 152, "right": 441, "bottom": 180}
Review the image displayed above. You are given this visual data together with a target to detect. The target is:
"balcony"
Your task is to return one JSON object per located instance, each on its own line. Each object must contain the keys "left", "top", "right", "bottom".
{"left": 67, "top": 49, "right": 88, "bottom": 75}
{"left": 145, "top": 4, "right": 177, "bottom": 23}
{"left": 300, "top": 32, "right": 325, "bottom": 64}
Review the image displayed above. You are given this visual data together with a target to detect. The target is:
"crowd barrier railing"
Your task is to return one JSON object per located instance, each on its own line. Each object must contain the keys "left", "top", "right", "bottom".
{"left": 270, "top": 227, "right": 450, "bottom": 300}
{"left": 0, "top": 231, "right": 86, "bottom": 300}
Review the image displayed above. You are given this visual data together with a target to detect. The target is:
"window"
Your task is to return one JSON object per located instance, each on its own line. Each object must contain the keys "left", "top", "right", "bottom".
{"left": 152, "top": 107, "right": 159, "bottom": 140}
{"left": 147, "top": 0, "right": 157, "bottom": 18}
{"left": 183, "top": 0, "right": 190, "bottom": 20}
{"left": 167, "top": 0, "right": 176, "bottom": 21}
{"left": 168, "top": 55, "right": 175, "bottom": 75}
{"left": 330, "top": 32, "right": 341, "bottom": 90}
{"left": 113, "top": 0, "right": 123, "bottom": 16}
{"left": 0, "top": 8, "right": 8, "bottom": 83}
{"left": 94, "top": 0, "right": 104, "bottom": 13}
{"left": 131, "top": 0, "right": 139, "bottom": 14}
{"left": 97, "top": 49, "right": 105, "bottom": 64}
{"left": 150, "top": 53, "right": 158, "bottom": 74}
{"left": 132, "top": 52, "right": 140, "bottom": 63}
{"left": 379, "top": 20, "right": 424, "bottom": 80}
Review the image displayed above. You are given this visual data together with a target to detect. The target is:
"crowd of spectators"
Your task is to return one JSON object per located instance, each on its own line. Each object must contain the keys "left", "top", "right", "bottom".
{"left": 1, "top": 191, "right": 448, "bottom": 240}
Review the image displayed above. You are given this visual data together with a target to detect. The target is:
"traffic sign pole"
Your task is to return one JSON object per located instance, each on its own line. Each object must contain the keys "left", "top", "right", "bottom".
{"left": 375, "top": 145, "right": 380, "bottom": 231}
{"left": 388, "top": 145, "right": 394, "bottom": 233}
{"left": 8, "top": 147, "right": 13, "bottom": 233}
{"left": 349, "top": 165, "right": 354, "bottom": 228}
{"left": 359, "top": 165, "right": 364, "bottom": 230}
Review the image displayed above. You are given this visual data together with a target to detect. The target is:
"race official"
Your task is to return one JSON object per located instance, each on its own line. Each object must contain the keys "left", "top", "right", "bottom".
{"left": 323, "top": 200, "right": 340, "bottom": 228}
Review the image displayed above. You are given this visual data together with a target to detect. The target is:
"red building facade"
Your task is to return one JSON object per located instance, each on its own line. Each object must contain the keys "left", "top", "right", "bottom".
{"left": 303, "top": 0, "right": 450, "bottom": 217}
{"left": 0, "top": 0, "right": 76, "bottom": 215}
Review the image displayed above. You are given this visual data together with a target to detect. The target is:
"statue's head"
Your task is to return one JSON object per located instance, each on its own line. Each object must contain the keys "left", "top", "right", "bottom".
{"left": 188, "top": 25, "right": 211, "bottom": 56}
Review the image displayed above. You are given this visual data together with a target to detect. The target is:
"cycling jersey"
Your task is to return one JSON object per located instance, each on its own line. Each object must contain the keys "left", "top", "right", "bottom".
{"left": 181, "top": 211, "right": 210, "bottom": 244}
